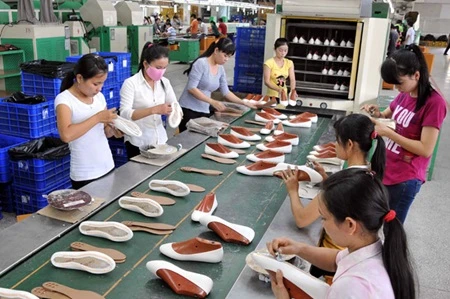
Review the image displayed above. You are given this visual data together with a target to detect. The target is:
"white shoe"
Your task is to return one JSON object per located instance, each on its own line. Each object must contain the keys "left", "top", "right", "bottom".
{"left": 79, "top": 221, "right": 133, "bottom": 242}
{"left": 324, "top": 39, "right": 330, "bottom": 46}
{"left": 328, "top": 68, "right": 335, "bottom": 75}
{"left": 51, "top": 251, "right": 116, "bottom": 274}
{"left": 160, "top": 237, "right": 223, "bottom": 263}
{"left": 340, "top": 40, "right": 346, "bottom": 47}
{"left": 218, "top": 134, "right": 251, "bottom": 149}
{"left": 237, "top": 160, "right": 284, "bottom": 176}
{"left": 274, "top": 123, "right": 284, "bottom": 136}
{"left": 205, "top": 143, "right": 239, "bottom": 159}
{"left": 149, "top": 179, "right": 191, "bottom": 197}
{"left": 327, "top": 54, "right": 335, "bottom": 61}
{"left": 299, "top": 36, "right": 306, "bottom": 44}
{"left": 230, "top": 127, "right": 261, "bottom": 141}
{"left": 337, "top": 69, "right": 343, "bottom": 76}
{"left": 191, "top": 192, "right": 218, "bottom": 222}
{"left": 308, "top": 37, "right": 315, "bottom": 44}
{"left": 0, "top": 288, "right": 39, "bottom": 299}
{"left": 251, "top": 253, "right": 330, "bottom": 299}
{"left": 256, "top": 140, "right": 292, "bottom": 153}
{"left": 333, "top": 83, "right": 340, "bottom": 90}
{"left": 346, "top": 40, "right": 353, "bottom": 47}
{"left": 343, "top": 55, "right": 351, "bottom": 62}
{"left": 312, "top": 52, "right": 320, "bottom": 60}
{"left": 119, "top": 196, "right": 163, "bottom": 217}
{"left": 340, "top": 84, "right": 348, "bottom": 91}
{"left": 260, "top": 121, "right": 274, "bottom": 135}
{"left": 255, "top": 112, "right": 280, "bottom": 124}
{"left": 337, "top": 54, "right": 343, "bottom": 62}
{"left": 322, "top": 69, "right": 328, "bottom": 76}
{"left": 146, "top": 260, "right": 213, "bottom": 297}
{"left": 307, "top": 154, "right": 343, "bottom": 165}
{"left": 288, "top": 99, "right": 297, "bottom": 106}
{"left": 113, "top": 116, "right": 142, "bottom": 137}
{"left": 265, "top": 132, "right": 299, "bottom": 145}
{"left": 246, "top": 150, "right": 285, "bottom": 164}
{"left": 199, "top": 215, "right": 255, "bottom": 245}
{"left": 330, "top": 39, "right": 337, "bottom": 46}
{"left": 313, "top": 143, "right": 336, "bottom": 151}
{"left": 343, "top": 69, "right": 350, "bottom": 76}
{"left": 314, "top": 38, "right": 322, "bottom": 45}
{"left": 292, "top": 36, "right": 299, "bottom": 43}
{"left": 168, "top": 101, "right": 183, "bottom": 128}
{"left": 321, "top": 54, "right": 328, "bottom": 61}
{"left": 261, "top": 108, "right": 287, "bottom": 119}
{"left": 282, "top": 118, "right": 312, "bottom": 128}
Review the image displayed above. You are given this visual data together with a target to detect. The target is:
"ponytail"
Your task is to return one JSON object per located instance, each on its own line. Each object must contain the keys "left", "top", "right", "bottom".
{"left": 138, "top": 42, "right": 169, "bottom": 73}
{"left": 184, "top": 37, "right": 235, "bottom": 76}
{"left": 370, "top": 135, "right": 386, "bottom": 180}
{"left": 60, "top": 72, "right": 76, "bottom": 92}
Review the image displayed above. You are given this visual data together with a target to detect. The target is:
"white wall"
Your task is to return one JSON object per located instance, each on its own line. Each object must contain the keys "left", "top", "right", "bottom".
{"left": 412, "top": 1, "right": 450, "bottom": 36}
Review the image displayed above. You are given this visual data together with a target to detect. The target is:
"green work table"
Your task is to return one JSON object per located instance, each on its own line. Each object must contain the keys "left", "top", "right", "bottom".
{"left": 0, "top": 111, "right": 331, "bottom": 298}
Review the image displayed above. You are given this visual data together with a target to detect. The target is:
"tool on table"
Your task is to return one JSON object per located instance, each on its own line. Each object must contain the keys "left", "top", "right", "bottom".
{"left": 180, "top": 167, "right": 223, "bottom": 176}
{"left": 201, "top": 153, "right": 236, "bottom": 165}
{"left": 130, "top": 191, "right": 176, "bottom": 206}
{"left": 70, "top": 242, "right": 126, "bottom": 263}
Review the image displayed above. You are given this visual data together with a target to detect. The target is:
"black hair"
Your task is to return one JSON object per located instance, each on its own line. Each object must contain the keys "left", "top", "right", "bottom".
{"left": 60, "top": 53, "right": 108, "bottom": 92}
{"left": 166, "top": 20, "right": 171, "bottom": 26}
{"left": 219, "top": 18, "right": 223, "bottom": 22}
{"left": 274, "top": 37, "right": 289, "bottom": 49}
{"left": 184, "top": 38, "right": 235, "bottom": 76}
{"left": 138, "top": 42, "right": 169, "bottom": 73}
{"left": 321, "top": 169, "right": 416, "bottom": 299}
{"left": 333, "top": 114, "right": 386, "bottom": 179}
{"left": 380, "top": 44, "right": 432, "bottom": 111}
{"left": 191, "top": 13, "right": 196, "bottom": 18}
{"left": 197, "top": 18, "right": 202, "bottom": 22}
{"left": 210, "top": 20, "right": 216, "bottom": 25}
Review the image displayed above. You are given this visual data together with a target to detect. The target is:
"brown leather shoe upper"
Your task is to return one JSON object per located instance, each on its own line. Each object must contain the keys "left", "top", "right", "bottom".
{"left": 246, "top": 160, "right": 279, "bottom": 171}
{"left": 206, "top": 143, "right": 232, "bottom": 154}
{"left": 231, "top": 127, "right": 253, "bottom": 136}
{"left": 219, "top": 134, "right": 244, "bottom": 144}
{"left": 254, "top": 150, "right": 284, "bottom": 159}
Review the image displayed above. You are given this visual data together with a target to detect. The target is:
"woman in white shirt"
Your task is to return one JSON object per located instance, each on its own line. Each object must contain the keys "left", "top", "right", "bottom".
{"left": 267, "top": 169, "right": 416, "bottom": 299}
{"left": 56, "top": 54, "right": 121, "bottom": 189}
{"left": 120, "top": 42, "right": 177, "bottom": 159}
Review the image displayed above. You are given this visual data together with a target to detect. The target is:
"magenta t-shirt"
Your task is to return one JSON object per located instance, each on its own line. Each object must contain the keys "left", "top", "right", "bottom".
{"left": 383, "top": 90, "right": 447, "bottom": 185}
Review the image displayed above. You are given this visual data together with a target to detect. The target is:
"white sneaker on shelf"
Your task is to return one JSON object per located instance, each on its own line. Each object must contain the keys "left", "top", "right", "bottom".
{"left": 327, "top": 53, "right": 335, "bottom": 61}
{"left": 314, "top": 38, "right": 322, "bottom": 45}
{"left": 321, "top": 67, "right": 328, "bottom": 75}
{"left": 343, "top": 55, "right": 351, "bottom": 62}
{"left": 343, "top": 69, "right": 350, "bottom": 76}
{"left": 337, "top": 54, "right": 343, "bottom": 62}
{"left": 340, "top": 40, "right": 346, "bottom": 47}
{"left": 340, "top": 84, "right": 348, "bottom": 91}
{"left": 312, "top": 51, "right": 320, "bottom": 60}
{"left": 328, "top": 68, "right": 335, "bottom": 75}
{"left": 330, "top": 39, "right": 337, "bottom": 46}
{"left": 337, "top": 69, "right": 343, "bottom": 76}
{"left": 299, "top": 36, "right": 306, "bottom": 43}
{"left": 346, "top": 40, "right": 353, "bottom": 47}
{"left": 292, "top": 36, "right": 299, "bottom": 43}
{"left": 324, "top": 39, "right": 330, "bottom": 46}
{"left": 333, "top": 83, "right": 340, "bottom": 90}
{"left": 321, "top": 53, "right": 328, "bottom": 60}
{"left": 308, "top": 37, "right": 315, "bottom": 44}
{"left": 306, "top": 51, "right": 313, "bottom": 59}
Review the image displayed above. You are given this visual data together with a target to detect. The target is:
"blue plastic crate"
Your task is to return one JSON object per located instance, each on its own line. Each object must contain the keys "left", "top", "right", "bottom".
{"left": 0, "top": 182, "right": 14, "bottom": 213}
{"left": 0, "top": 99, "right": 57, "bottom": 138}
{"left": 108, "top": 137, "right": 127, "bottom": 167}
{"left": 113, "top": 156, "right": 128, "bottom": 168}
{"left": 21, "top": 72, "right": 62, "bottom": 101}
{"left": 0, "top": 134, "right": 28, "bottom": 183}
{"left": 13, "top": 179, "right": 72, "bottom": 215}
{"left": 10, "top": 155, "right": 70, "bottom": 191}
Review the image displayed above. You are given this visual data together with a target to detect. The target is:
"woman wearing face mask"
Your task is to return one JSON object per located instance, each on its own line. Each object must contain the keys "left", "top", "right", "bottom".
{"left": 120, "top": 42, "right": 177, "bottom": 159}
{"left": 178, "top": 38, "right": 256, "bottom": 132}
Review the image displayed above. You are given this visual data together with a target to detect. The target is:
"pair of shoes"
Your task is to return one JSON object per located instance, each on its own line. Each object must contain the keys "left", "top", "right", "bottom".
{"left": 119, "top": 196, "right": 164, "bottom": 217}
{"left": 51, "top": 251, "right": 116, "bottom": 274}
{"left": 246, "top": 150, "right": 285, "bottom": 164}
{"left": 0, "top": 288, "right": 39, "bottom": 299}
{"left": 323, "top": 67, "right": 336, "bottom": 75}
{"left": 218, "top": 134, "right": 251, "bottom": 149}
{"left": 79, "top": 221, "right": 133, "bottom": 242}
{"left": 147, "top": 260, "right": 213, "bottom": 298}
{"left": 265, "top": 132, "right": 299, "bottom": 145}
{"left": 230, "top": 127, "right": 261, "bottom": 141}
{"left": 149, "top": 180, "right": 191, "bottom": 197}
{"left": 205, "top": 143, "right": 239, "bottom": 159}
{"left": 256, "top": 140, "right": 292, "bottom": 153}
{"left": 333, "top": 83, "right": 348, "bottom": 91}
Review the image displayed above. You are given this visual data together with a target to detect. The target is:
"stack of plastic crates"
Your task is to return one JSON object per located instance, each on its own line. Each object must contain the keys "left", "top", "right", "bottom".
{"left": 66, "top": 52, "right": 131, "bottom": 110}
{"left": 108, "top": 137, "right": 128, "bottom": 168}
{"left": 9, "top": 137, "right": 71, "bottom": 214}
{"left": 0, "top": 183, "right": 14, "bottom": 214}
{"left": 233, "top": 27, "right": 266, "bottom": 94}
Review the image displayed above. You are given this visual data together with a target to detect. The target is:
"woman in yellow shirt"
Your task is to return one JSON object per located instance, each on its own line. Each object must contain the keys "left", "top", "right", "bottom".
{"left": 263, "top": 38, "right": 297, "bottom": 104}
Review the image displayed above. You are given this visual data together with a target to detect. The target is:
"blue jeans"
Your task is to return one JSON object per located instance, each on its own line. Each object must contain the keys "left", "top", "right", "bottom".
{"left": 385, "top": 179, "right": 422, "bottom": 224}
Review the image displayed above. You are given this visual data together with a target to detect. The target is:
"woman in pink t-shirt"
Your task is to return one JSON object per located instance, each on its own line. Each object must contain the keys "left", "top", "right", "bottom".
{"left": 362, "top": 44, "right": 447, "bottom": 223}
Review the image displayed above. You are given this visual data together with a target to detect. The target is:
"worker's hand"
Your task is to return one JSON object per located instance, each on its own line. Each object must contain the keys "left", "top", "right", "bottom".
{"left": 372, "top": 118, "right": 392, "bottom": 138}
{"left": 269, "top": 270, "right": 290, "bottom": 299}
{"left": 105, "top": 124, "right": 124, "bottom": 138}
{"left": 361, "top": 104, "right": 381, "bottom": 117}
{"left": 312, "top": 162, "right": 327, "bottom": 180}
{"left": 279, "top": 166, "right": 300, "bottom": 194}
{"left": 242, "top": 100, "right": 257, "bottom": 109}
{"left": 154, "top": 103, "right": 173, "bottom": 115}
{"left": 266, "top": 237, "right": 301, "bottom": 257}
{"left": 97, "top": 108, "right": 118, "bottom": 124}
{"left": 211, "top": 99, "right": 226, "bottom": 112}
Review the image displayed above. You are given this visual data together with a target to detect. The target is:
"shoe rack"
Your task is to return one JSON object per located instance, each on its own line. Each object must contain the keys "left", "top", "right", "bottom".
{"left": 285, "top": 18, "right": 359, "bottom": 100}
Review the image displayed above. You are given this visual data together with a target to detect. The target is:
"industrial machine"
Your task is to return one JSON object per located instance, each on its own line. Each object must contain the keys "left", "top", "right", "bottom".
{"left": 265, "top": 0, "right": 390, "bottom": 113}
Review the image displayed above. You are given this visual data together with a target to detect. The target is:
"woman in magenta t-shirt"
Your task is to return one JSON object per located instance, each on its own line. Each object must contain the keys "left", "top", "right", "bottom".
{"left": 362, "top": 45, "right": 447, "bottom": 223}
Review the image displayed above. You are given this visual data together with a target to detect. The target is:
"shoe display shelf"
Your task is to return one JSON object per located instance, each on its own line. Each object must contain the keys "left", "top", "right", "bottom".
{"left": 108, "top": 137, "right": 128, "bottom": 168}
{"left": 0, "top": 50, "right": 25, "bottom": 93}
{"left": 233, "top": 27, "right": 266, "bottom": 94}
{"left": 285, "top": 19, "right": 358, "bottom": 99}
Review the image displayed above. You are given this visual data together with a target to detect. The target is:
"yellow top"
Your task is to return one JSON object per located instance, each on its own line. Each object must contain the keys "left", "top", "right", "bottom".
{"left": 264, "top": 57, "right": 294, "bottom": 97}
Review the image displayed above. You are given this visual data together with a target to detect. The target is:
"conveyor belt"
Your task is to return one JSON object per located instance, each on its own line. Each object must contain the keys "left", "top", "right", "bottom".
{"left": 0, "top": 111, "right": 330, "bottom": 298}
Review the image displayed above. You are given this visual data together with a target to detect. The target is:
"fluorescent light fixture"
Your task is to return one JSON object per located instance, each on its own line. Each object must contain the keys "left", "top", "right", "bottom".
{"left": 207, "top": 5, "right": 210, "bottom": 11}
{"left": 261, "top": 10, "right": 264, "bottom": 13}
{"left": 216, "top": 6, "right": 219, "bottom": 12}
{"left": 188, "top": 4, "right": 191, "bottom": 10}
{"left": 174, "top": 4, "right": 177, "bottom": 13}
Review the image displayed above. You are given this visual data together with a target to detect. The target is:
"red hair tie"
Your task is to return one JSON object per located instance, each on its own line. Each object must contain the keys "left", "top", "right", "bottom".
{"left": 371, "top": 131, "right": 378, "bottom": 139}
{"left": 384, "top": 210, "right": 396, "bottom": 223}
{"left": 148, "top": 43, "right": 154, "bottom": 48}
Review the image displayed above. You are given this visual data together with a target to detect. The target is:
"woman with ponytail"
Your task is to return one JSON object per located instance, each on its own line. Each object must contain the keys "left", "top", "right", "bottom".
{"left": 178, "top": 38, "right": 256, "bottom": 132}
{"left": 279, "top": 113, "right": 385, "bottom": 282}
{"left": 56, "top": 54, "right": 121, "bottom": 189}
{"left": 362, "top": 44, "right": 447, "bottom": 223}
{"left": 267, "top": 168, "right": 416, "bottom": 299}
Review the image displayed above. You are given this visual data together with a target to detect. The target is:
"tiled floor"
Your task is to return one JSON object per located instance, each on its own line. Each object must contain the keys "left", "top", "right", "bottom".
{"left": 1, "top": 48, "right": 450, "bottom": 298}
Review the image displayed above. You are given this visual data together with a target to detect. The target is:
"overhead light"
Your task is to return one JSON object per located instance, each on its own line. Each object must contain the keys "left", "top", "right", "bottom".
{"left": 261, "top": 10, "right": 264, "bottom": 13}
{"left": 216, "top": 6, "right": 219, "bottom": 12}
{"left": 237, "top": 7, "right": 239, "bottom": 12}
{"left": 174, "top": 4, "right": 177, "bottom": 13}
{"left": 188, "top": 4, "right": 191, "bottom": 10}
{"left": 207, "top": 5, "right": 210, "bottom": 11}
